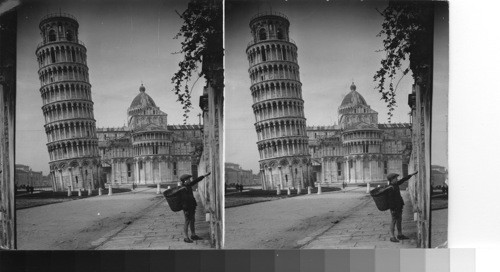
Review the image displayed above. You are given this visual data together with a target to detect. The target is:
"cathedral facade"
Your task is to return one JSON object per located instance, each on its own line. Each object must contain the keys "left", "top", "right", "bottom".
{"left": 97, "top": 85, "right": 203, "bottom": 186}
{"left": 307, "top": 83, "right": 412, "bottom": 185}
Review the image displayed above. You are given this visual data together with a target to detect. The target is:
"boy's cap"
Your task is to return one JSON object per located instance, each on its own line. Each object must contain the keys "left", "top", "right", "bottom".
{"left": 387, "top": 173, "right": 399, "bottom": 181}
{"left": 180, "top": 174, "right": 192, "bottom": 182}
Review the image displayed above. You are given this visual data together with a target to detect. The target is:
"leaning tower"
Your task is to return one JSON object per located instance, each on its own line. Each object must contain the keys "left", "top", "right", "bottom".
{"left": 36, "top": 13, "right": 100, "bottom": 192}
{"left": 246, "top": 12, "right": 311, "bottom": 190}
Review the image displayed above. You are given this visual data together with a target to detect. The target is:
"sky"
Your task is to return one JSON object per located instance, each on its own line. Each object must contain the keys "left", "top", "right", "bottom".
{"left": 16, "top": 0, "right": 206, "bottom": 174}
{"left": 225, "top": 0, "right": 448, "bottom": 173}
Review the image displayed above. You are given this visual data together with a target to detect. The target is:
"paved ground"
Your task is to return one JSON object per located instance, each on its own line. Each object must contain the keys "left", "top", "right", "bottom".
{"left": 17, "top": 187, "right": 211, "bottom": 250}
{"left": 96, "top": 193, "right": 211, "bottom": 250}
{"left": 225, "top": 187, "right": 370, "bottom": 249}
{"left": 302, "top": 189, "right": 417, "bottom": 249}
{"left": 431, "top": 208, "right": 448, "bottom": 247}
{"left": 226, "top": 187, "right": 419, "bottom": 249}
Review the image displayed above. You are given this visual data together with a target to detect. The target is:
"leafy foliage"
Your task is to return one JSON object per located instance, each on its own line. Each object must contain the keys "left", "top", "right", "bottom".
{"left": 172, "top": 0, "right": 223, "bottom": 124}
{"left": 374, "top": 2, "right": 433, "bottom": 121}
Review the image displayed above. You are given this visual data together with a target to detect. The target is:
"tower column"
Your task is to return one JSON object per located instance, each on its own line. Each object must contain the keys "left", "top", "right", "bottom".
{"left": 150, "top": 160, "right": 154, "bottom": 184}
{"left": 58, "top": 170, "right": 64, "bottom": 191}
{"left": 135, "top": 161, "right": 140, "bottom": 184}
{"left": 159, "top": 160, "right": 162, "bottom": 183}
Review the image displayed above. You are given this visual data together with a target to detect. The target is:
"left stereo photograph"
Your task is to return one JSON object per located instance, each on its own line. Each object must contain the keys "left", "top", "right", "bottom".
{"left": 0, "top": 0, "right": 223, "bottom": 250}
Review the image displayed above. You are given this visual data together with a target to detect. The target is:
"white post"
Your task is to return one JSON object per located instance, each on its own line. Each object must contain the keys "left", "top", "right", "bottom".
{"left": 276, "top": 185, "right": 281, "bottom": 195}
{"left": 297, "top": 185, "right": 301, "bottom": 195}
{"left": 156, "top": 183, "right": 161, "bottom": 194}
{"left": 287, "top": 187, "right": 291, "bottom": 195}
{"left": 78, "top": 188, "right": 81, "bottom": 197}
{"left": 108, "top": 184, "right": 113, "bottom": 195}
{"left": 307, "top": 186, "right": 311, "bottom": 194}
{"left": 366, "top": 182, "right": 371, "bottom": 194}
{"left": 317, "top": 182, "right": 322, "bottom": 194}
{"left": 88, "top": 186, "right": 92, "bottom": 196}
{"left": 67, "top": 186, "right": 71, "bottom": 197}
{"left": 98, "top": 187, "right": 102, "bottom": 196}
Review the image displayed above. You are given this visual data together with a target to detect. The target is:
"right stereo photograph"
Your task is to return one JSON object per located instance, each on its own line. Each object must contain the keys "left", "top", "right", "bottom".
{"left": 224, "top": 0, "right": 448, "bottom": 249}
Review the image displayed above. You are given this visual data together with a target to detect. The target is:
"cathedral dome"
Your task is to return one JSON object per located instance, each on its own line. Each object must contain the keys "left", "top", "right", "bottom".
{"left": 339, "top": 82, "right": 368, "bottom": 109}
{"left": 129, "top": 84, "right": 157, "bottom": 110}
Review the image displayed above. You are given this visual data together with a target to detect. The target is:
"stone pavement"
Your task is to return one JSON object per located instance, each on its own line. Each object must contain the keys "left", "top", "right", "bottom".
{"left": 96, "top": 191, "right": 212, "bottom": 250}
{"left": 302, "top": 189, "right": 418, "bottom": 249}
{"left": 431, "top": 208, "right": 448, "bottom": 247}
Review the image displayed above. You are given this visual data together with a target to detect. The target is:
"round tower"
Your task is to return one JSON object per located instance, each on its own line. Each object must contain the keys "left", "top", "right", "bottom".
{"left": 338, "top": 82, "right": 383, "bottom": 183}
{"left": 246, "top": 12, "right": 311, "bottom": 190}
{"left": 36, "top": 13, "right": 100, "bottom": 191}
{"left": 126, "top": 84, "right": 172, "bottom": 185}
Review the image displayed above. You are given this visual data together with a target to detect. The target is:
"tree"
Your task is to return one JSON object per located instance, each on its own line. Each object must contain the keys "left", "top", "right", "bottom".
{"left": 374, "top": 2, "right": 434, "bottom": 120}
{"left": 172, "top": 0, "right": 223, "bottom": 124}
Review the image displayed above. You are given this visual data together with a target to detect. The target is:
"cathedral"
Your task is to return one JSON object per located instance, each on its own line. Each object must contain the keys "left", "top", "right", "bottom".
{"left": 307, "top": 82, "right": 412, "bottom": 185}
{"left": 97, "top": 84, "right": 203, "bottom": 186}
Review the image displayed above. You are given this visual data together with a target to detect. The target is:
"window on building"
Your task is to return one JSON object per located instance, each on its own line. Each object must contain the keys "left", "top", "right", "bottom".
{"left": 277, "top": 28, "right": 283, "bottom": 39}
{"left": 337, "top": 163, "right": 342, "bottom": 176}
{"left": 285, "top": 175, "right": 288, "bottom": 183}
{"left": 127, "top": 164, "right": 131, "bottom": 177}
{"left": 349, "top": 160, "right": 353, "bottom": 169}
{"left": 384, "top": 161, "right": 388, "bottom": 175}
{"left": 50, "top": 49, "right": 56, "bottom": 63}
{"left": 173, "top": 162, "right": 177, "bottom": 176}
{"left": 363, "top": 144, "right": 369, "bottom": 153}
{"left": 259, "top": 28, "right": 267, "bottom": 40}
{"left": 48, "top": 29, "right": 56, "bottom": 42}
{"left": 66, "top": 30, "right": 73, "bottom": 41}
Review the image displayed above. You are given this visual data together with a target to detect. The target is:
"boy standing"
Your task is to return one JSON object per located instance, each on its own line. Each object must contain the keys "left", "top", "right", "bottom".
{"left": 179, "top": 172, "right": 211, "bottom": 243}
{"left": 387, "top": 171, "right": 418, "bottom": 243}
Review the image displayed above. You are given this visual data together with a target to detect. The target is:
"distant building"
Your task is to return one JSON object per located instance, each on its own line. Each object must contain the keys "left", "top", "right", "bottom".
{"left": 14, "top": 164, "right": 48, "bottom": 188}
{"left": 225, "top": 163, "right": 257, "bottom": 186}
{"left": 430, "top": 165, "right": 447, "bottom": 188}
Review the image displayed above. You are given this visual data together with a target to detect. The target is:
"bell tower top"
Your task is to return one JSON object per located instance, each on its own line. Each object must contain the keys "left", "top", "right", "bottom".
{"left": 249, "top": 11, "right": 291, "bottom": 43}
{"left": 39, "top": 13, "right": 79, "bottom": 45}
